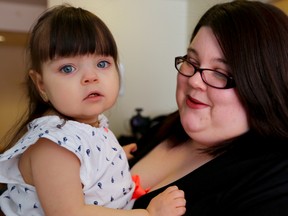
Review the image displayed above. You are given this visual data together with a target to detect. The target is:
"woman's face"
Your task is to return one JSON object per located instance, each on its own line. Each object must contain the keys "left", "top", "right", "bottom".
{"left": 176, "top": 27, "right": 249, "bottom": 146}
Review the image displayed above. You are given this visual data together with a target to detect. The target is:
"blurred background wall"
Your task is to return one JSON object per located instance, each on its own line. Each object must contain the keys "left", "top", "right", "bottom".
{"left": 0, "top": 0, "right": 287, "bottom": 140}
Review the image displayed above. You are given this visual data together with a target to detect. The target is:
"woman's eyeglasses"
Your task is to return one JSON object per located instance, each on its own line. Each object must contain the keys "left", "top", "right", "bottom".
{"left": 175, "top": 55, "right": 235, "bottom": 89}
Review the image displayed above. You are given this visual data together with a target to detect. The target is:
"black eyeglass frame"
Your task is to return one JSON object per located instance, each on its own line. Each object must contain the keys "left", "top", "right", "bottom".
{"left": 175, "top": 55, "right": 236, "bottom": 89}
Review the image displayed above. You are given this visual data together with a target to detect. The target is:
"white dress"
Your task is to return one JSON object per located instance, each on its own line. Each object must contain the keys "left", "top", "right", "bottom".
{"left": 0, "top": 114, "right": 135, "bottom": 215}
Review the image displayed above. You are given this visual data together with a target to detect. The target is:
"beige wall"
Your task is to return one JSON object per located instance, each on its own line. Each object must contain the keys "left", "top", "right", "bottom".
{"left": 47, "top": 0, "right": 188, "bottom": 136}
{"left": 0, "top": 44, "right": 27, "bottom": 139}
{"left": 0, "top": 0, "right": 230, "bottom": 138}
{"left": 0, "top": 1, "right": 46, "bottom": 139}
{"left": 47, "top": 0, "right": 231, "bottom": 137}
{"left": 2, "top": 0, "right": 286, "bottom": 139}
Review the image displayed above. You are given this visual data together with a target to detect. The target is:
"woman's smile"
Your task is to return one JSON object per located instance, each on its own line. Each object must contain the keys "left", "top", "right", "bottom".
{"left": 186, "top": 96, "right": 208, "bottom": 109}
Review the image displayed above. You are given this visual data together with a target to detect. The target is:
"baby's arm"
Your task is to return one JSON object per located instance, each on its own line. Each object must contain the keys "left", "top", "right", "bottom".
{"left": 20, "top": 139, "right": 185, "bottom": 216}
{"left": 146, "top": 186, "right": 186, "bottom": 216}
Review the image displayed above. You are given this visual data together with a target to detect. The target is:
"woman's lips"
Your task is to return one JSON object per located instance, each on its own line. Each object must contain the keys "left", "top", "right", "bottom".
{"left": 186, "top": 96, "right": 208, "bottom": 109}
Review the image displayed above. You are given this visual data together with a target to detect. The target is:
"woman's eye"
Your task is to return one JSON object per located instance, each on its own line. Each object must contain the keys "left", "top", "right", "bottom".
{"left": 60, "top": 65, "right": 75, "bottom": 74}
{"left": 97, "top": 60, "right": 110, "bottom": 69}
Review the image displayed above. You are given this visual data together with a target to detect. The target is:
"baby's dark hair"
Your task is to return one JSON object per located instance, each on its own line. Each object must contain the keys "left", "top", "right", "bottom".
{"left": 28, "top": 4, "right": 118, "bottom": 72}
{"left": 0, "top": 5, "right": 119, "bottom": 152}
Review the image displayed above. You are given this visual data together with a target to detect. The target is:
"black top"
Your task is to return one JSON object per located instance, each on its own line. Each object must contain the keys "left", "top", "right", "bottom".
{"left": 131, "top": 129, "right": 288, "bottom": 216}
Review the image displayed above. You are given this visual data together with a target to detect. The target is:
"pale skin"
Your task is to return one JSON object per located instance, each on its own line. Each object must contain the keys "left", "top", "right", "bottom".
{"left": 123, "top": 143, "right": 137, "bottom": 160}
{"left": 18, "top": 54, "right": 186, "bottom": 216}
{"left": 131, "top": 27, "right": 249, "bottom": 191}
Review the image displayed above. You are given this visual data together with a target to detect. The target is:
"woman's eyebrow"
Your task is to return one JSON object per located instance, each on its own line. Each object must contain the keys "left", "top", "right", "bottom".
{"left": 187, "top": 47, "right": 197, "bottom": 56}
{"left": 187, "top": 47, "right": 228, "bottom": 65}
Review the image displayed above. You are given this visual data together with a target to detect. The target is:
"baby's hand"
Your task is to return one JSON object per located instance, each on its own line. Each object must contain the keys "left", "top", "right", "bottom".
{"left": 123, "top": 143, "right": 137, "bottom": 160}
{"left": 147, "top": 185, "right": 186, "bottom": 216}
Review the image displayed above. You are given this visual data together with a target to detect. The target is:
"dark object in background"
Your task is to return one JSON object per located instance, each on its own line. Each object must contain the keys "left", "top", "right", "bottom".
{"left": 130, "top": 108, "right": 151, "bottom": 140}
{"left": 118, "top": 109, "right": 168, "bottom": 146}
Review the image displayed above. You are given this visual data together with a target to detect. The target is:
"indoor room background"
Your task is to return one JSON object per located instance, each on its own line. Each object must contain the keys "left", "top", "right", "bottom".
{"left": 0, "top": 0, "right": 286, "bottom": 140}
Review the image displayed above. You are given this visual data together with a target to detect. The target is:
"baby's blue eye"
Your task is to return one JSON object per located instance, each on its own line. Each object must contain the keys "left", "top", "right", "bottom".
{"left": 97, "top": 61, "right": 109, "bottom": 69}
{"left": 60, "top": 65, "right": 75, "bottom": 74}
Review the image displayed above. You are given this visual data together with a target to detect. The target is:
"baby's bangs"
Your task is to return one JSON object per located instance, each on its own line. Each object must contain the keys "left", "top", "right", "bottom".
{"left": 48, "top": 7, "right": 118, "bottom": 59}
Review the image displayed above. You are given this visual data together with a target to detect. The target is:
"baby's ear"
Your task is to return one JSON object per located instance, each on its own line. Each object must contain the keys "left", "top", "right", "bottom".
{"left": 29, "top": 70, "right": 48, "bottom": 102}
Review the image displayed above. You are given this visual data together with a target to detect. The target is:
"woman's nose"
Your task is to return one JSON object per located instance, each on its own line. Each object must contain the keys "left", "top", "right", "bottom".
{"left": 188, "top": 72, "right": 207, "bottom": 90}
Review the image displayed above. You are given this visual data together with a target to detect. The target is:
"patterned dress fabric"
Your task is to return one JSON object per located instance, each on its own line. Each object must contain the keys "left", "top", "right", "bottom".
{"left": 0, "top": 114, "right": 135, "bottom": 215}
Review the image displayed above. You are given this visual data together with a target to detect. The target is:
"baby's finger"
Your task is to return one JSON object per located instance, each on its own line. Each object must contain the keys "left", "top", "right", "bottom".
{"left": 162, "top": 185, "right": 179, "bottom": 194}
{"left": 171, "top": 189, "right": 185, "bottom": 199}
{"left": 175, "top": 206, "right": 186, "bottom": 216}
{"left": 174, "top": 196, "right": 186, "bottom": 207}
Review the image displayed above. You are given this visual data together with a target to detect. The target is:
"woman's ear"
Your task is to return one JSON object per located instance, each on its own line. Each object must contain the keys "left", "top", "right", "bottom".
{"left": 29, "top": 70, "right": 49, "bottom": 102}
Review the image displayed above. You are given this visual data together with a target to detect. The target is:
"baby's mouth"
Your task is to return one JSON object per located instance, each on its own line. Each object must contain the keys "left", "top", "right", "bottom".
{"left": 88, "top": 93, "right": 100, "bottom": 97}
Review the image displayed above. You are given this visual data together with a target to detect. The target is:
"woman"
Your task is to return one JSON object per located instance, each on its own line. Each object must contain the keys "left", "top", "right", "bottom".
{"left": 130, "top": 1, "right": 288, "bottom": 215}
